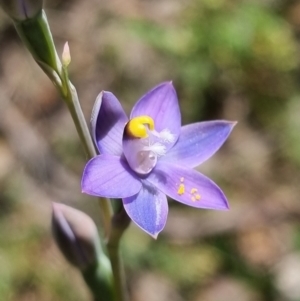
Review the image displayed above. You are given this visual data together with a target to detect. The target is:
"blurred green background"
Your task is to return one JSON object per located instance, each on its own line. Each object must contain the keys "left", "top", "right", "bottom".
{"left": 1, "top": 0, "right": 300, "bottom": 300}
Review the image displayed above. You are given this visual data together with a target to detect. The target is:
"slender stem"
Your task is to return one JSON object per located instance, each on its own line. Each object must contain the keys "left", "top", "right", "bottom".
{"left": 59, "top": 67, "right": 130, "bottom": 301}
{"left": 107, "top": 241, "right": 127, "bottom": 301}
{"left": 82, "top": 253, "right": 115, "bottom": 301}
{"left": 63, "top": 77, "right": 113, "bottom": 239}
{"left": 62, "top": 81, "right": 130, "bottom": 301}
{"left": 107, "top": 207, "right": 131, "bottom": 301}
{"left": 58, "top": 67, "right": 129, "bottom": 301}
{"left": 62, "top": 76, "right": 130, "bottom": 300}
{"left": 65, "top": 83, "right": 96, "bottom": 158}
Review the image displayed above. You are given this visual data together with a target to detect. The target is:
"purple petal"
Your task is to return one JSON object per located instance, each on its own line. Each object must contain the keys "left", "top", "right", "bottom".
{"left": 91, "top": 91, "right": 128, "bottom": 156}
{"left": 130, "top": 82, "right": 181, "bottom": 149}
{"left": 123, "top": 183, "right": 168, "bottom": 238}
{"left": 82, "top": 154, "right": 142, "bottom": 198}
{"left": 147, "top": 162, "right": 229, "bottom": 210}
{"left": 162, "top": 120, "right": 236, "bottom": 168}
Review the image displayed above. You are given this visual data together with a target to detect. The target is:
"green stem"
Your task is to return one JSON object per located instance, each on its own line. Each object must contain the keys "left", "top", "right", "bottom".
{"left": 107, "top": 242, "right": 127, "bottom": 301}
{"left": 107, "top": 206, "right": 131, "bottom": 301}
{"left": 62, "top": 75, "right": 113, "bottom": 239}
{"left": 61, "top": 70, "right": 129, "bottom": 301}
{"left": 82, "top": 253, "right": 115, "bottom": 301}
{"left": 65, "top": 83, "right": 96, "bottom": 158}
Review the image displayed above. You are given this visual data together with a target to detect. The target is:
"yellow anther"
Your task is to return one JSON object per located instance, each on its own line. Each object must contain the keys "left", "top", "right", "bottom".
{"left": 190, "top": 188, "right": 198, "bottom": 194}
{"left": 190, "top": 187, "right": 201, "bottom": 201}
{"left": 126, "top": 116, "right": 155, "bottom": 138}
{"left": 177, "top": 184, "right": 185, "bottom": 195}
{"left": 180, "top": 177, "right": 184, "bottom": 182}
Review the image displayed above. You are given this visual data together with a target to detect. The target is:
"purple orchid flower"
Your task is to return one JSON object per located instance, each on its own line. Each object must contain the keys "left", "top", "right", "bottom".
{"left": 82, "top": 82, "right": 235, "bottom": 238}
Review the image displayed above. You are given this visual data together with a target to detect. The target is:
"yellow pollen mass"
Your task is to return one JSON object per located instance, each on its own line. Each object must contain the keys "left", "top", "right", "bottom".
{"left": 177, "top": 183, "right": 185, "bottom": 195}
{"left": 190, "top": 188, "right": 198, "bottom": 194}
{"left": 126, "top": 116, "right": 155, "bottom": 138}
{"left": 190, "top": 187, "right": 201, "bottom": 202}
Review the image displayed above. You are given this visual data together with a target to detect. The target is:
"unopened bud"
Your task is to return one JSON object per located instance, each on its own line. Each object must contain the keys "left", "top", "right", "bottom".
{"left": 62, "top": 42, "right": 71, "bottom": 67}
{"left": 52, "top": 203, "right": 101, "bottom": 270}
{"left": 0, "top": 0, "right": 43, "bottom": 21}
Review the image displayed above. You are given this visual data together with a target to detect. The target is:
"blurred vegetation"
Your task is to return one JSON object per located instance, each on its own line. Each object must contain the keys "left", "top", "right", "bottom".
{"left": 128, "top": 0, "right": 297, "bottom": 116}
{"left": 1, "top": 0, "right": 300, "bottom": 300}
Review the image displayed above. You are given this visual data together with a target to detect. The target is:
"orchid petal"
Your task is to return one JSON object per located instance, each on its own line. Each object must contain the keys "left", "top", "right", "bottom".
{"left": 91, "top": 91, "right": 128, "bottom": 156}
{"left": 130, "top": 82, "right": 181, "bottom": 149}
{"left": 161, "top": 121, "right": 236, "bottom": 168}
{"left": 147, "top": 162, "right": 229, "bottom": 210}
{"left": 82, "top": 155, "right": 142, "bottom": 198}
{"left": 123, "top": 183, "right": 168, "bottom": 238}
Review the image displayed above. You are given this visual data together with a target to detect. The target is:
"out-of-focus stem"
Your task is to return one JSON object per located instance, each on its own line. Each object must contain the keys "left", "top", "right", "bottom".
{"left": 107, "top": 241, "right": 127, "bottom": 301}
{"left": 107, "top": 206, "right": 131, "bottom": 301}
{"left": 83, "top": 253, "right": 115, "bottom": 301}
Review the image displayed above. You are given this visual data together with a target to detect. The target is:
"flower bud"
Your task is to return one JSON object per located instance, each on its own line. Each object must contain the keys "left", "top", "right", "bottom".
{"left": 51, "top": 203, "right": 101, "bottom": 270}
{"left": 62, "top": 42, "right": 71, "bottom": 67}
{"left": 0, "top": 0, "right": 43, "bottom": 21}
{"left": 2, "top": 6, "right": 62, "bottom": 86}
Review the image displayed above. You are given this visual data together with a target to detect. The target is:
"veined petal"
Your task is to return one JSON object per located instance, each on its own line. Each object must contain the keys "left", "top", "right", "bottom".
{"left": 91, "top": 91, "right": 128, "bottom": 156}
{"left": 123, "top": 183, "right": 168, "bottom": 238}
{"left": 162, "top": 121, "right": 236, "bottom": 168}
{"left": 147, "top": 162, "right": 229, "bottom": 210}
{"left": 82, "top": 155, "right": 142, "bottom": 198}
{"left": 130, "top": 82, "right": 181, "bottom": 149}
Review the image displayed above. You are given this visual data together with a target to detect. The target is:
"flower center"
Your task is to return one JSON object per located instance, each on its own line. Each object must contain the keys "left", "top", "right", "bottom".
{"left": 123, "top": 115, "right": 175, "bottom": 175}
